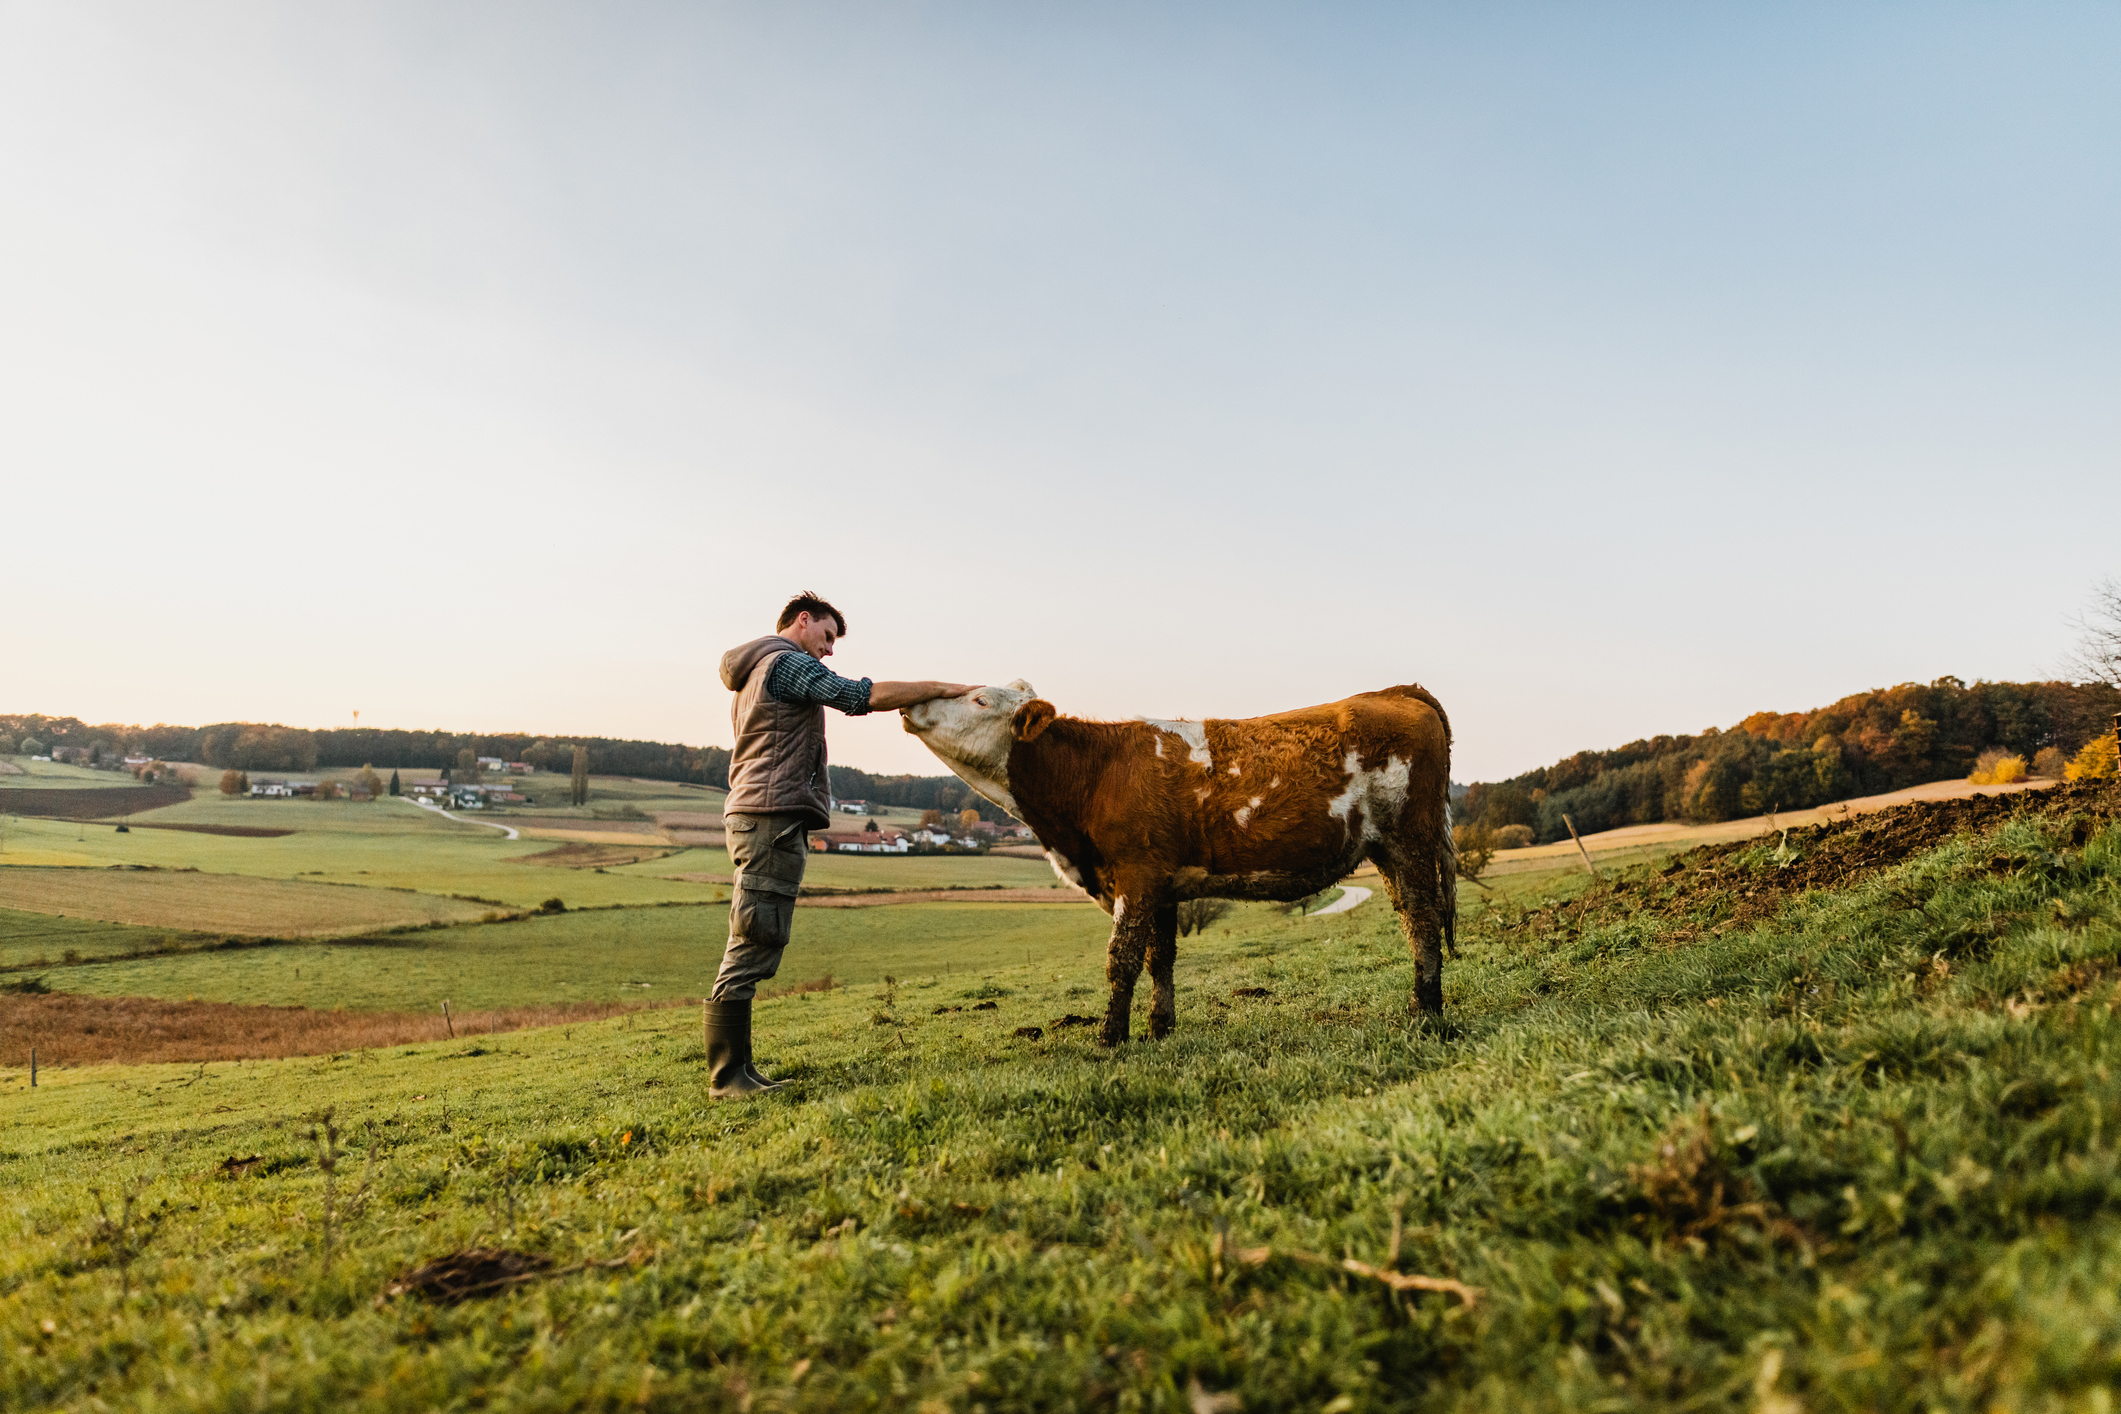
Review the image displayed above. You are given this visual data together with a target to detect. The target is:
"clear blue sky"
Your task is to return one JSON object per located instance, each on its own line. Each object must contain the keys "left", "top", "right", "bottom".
{"left": 4, "top": 3, "right": 2115, "bottom": 780}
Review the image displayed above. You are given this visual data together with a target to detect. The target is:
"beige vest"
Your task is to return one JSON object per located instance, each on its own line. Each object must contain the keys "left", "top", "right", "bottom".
{"left": 720, "top": 635, "right": 832, "bottom": 830}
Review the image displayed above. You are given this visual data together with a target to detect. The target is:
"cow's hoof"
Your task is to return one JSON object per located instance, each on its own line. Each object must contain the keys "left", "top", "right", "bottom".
{"left": 1099, "top": 1022, "right": 1130, "bottom": 1048}
{"left": 1149, "top": 1013, "right": 1176, "bottom": 1040}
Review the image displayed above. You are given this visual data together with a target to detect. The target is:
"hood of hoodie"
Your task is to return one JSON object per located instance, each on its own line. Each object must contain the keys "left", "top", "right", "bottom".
{"left": 720, "top": 635, "right": 806, "bottom": 692}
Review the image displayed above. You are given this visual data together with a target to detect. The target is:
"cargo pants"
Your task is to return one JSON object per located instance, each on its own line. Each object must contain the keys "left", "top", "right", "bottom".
{"left": 711, "top": 811, "right": 809, "bottom": 1001}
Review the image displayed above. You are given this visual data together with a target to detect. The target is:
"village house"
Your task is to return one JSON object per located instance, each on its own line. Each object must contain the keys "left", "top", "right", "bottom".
{"left": 249, "top": 779, "right": 296, "bottom": 798}
{"left": 810, "top": 827, "right": 910, "bottom": 854}
{"left": 476, "top": 756, "right": 507, "bottom": 774}
{"left": 835, "top": 799, "right": 869, "bottom": 814}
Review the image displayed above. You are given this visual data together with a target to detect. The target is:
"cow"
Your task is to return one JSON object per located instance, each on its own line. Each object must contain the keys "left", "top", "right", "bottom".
{"left": 901, "top": 682, "right": 1455, "bottom": 1046}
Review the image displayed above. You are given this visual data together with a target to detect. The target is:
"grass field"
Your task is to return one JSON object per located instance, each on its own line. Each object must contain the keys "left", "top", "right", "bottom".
{"left": 3, "top": 788, "right": 2119, "bottom": 1409}
{"left": 23, "top": 899, "right": 1124, "bottom": 1016}
{"left": 0, "top": 865, "right": 493, "bottom": 937}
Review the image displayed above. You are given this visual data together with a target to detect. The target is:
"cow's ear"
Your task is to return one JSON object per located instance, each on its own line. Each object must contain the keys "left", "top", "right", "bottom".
{"left": 1013, "top": 699, "right": 1057, "bottom": 743}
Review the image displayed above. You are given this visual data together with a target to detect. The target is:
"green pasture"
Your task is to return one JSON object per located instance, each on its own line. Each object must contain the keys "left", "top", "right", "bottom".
{"left": 36, "top": 900, "right": 1120, "bottom": 1013}
{"left": 0, "top": 810, "right": 724, "bottom": 911}
{"left": 4, "top": 801, "right": 2120, "bottom": 1409}
{"left": 0, "top": 909, "right": 207, "bottom": 969}
{"left": 626, "top": 844, "right": 1062, "bottom": 891}
{"left": 0, "top": 757, "right": 143, "bottom": 789}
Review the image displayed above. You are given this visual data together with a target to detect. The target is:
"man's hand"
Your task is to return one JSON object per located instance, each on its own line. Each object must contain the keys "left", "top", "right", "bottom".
{"left": 868, "top": 681, "right": 977, "bottom": 712}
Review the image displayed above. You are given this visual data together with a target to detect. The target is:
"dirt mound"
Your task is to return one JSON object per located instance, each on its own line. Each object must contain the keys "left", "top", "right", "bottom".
{"left": 386, "top": 1249, "right": 554, "bottom": 1303}
{"left": 0, "top": 785, "right": 191, "bottom": 819}
{"left": 1504, "top": 781, "right": 2120, "bottom": 940}
{"left": 0, "top": 993, "right": 687, "bottom": 1067}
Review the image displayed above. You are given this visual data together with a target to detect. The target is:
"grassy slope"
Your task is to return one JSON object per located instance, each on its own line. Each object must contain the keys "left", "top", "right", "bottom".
{"left": 4, "top": 807, "right": 2120, "bottom": 1410}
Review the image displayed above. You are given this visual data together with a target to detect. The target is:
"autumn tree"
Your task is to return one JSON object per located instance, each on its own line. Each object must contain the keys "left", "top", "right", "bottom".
{"left": 959, "top": 808, "right": 980, "bottom": 831}
{"left": 920, "top": 809, "right": 942, "bottom": 829}
{"left": 357, "top": 764, "right": 383, "bottom": 798}
{"left": 314, "top": 781, "right": 340, "bottom": 801}
{"left": 219, "top": 769, "right": 242, "bottom": 796}
{"left": 571, "top": 746, "right": 589, "bottom": 807}
{"left": 457, "top": 748, "right": 481, "bottom": 782}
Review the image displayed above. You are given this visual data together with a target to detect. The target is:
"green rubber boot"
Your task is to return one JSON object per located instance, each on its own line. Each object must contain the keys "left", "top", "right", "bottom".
{"left": 705, "top": 1000, "right": 778, "bottom": 1099}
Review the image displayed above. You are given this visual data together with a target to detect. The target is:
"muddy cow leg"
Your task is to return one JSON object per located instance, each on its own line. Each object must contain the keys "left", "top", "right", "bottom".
{"left": 1100, "top": 893, "right": 1159, "bottom": 1047}
{"left": 1147, "top": 902, "right": 1179, "bottom": 1039}
{"left": 1374, "top": 852, "right": 1445, "bottom": 1020}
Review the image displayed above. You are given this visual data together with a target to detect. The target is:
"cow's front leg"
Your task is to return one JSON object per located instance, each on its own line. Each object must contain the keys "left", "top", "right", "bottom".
{"left": 1147, "top": 902, "right": 1179, "bottom": 1039}
{"left": 1100, "top": 894, "right": 1158, "bottom": 1047}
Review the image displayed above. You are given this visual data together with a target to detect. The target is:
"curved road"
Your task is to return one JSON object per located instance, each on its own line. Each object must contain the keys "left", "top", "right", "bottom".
{"left": 400, "top": 797, "right": 520, "bottom": 841}
{"left": 1309, "top": 884, "right": 1372, "bottom": 916}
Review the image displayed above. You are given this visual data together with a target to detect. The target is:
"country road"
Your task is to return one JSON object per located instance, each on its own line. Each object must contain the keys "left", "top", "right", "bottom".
{"left": 400, "top": 797, "right": 520, "bottom": 840}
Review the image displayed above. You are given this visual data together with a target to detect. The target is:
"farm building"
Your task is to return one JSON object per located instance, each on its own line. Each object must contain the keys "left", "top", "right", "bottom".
{"left": 811, "top": 828, "right": 910, "bottom": 854}
{"left": 249, "top": 779, "right": 296, "bottom": 798}
{"left": 834, "top": 799, "right": 869, "bottom": 814}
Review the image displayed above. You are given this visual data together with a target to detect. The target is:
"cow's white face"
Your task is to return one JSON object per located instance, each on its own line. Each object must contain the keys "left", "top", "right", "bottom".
{"left": 900, "top": 679, "right": 1039, "bottom": 815}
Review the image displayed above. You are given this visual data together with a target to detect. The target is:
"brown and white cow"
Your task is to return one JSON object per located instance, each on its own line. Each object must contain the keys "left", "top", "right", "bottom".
{"left": 901, "top": 682, "right": 1455, "bottom": 1046}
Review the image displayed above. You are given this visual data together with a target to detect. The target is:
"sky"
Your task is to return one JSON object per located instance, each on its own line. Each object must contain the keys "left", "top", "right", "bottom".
{"left": 3, "top": 2, "right": 2116, "bottom": 782}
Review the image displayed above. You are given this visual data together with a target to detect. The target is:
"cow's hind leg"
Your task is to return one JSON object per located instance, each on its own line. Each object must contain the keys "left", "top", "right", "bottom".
{"left": 1373, "top": 849, "right": 1445, "bottom": 1020}
{"left": 1147, "top": 902, "right": 1179, "bottom": 1040}
{"left": 1100, "top": 894, "right": 1158, "bottom": 1047}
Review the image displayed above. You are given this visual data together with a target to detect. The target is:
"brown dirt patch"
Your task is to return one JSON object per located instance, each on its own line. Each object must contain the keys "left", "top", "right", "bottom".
{"left": 990, "top": 845, "right": 1048, "bottom": 859}
{"left": 650, "top": 811, "right": 723, "bottom": 830}
{"left": 0, "top": 785, "right": 191, "bottom": 819}
{"left": 117, "top": 822, "right": 297, "bottom": 839}
{"left": 0, "top": 992, "right": 687, "bottom": 1067}
{"left": 1498, "top": 781, "right": 2121, "bottom": 940}
{"left": 510, "top": 842, "right": 676, "bottom": 870}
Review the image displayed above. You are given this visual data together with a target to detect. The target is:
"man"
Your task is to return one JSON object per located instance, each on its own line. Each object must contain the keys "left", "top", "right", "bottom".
{"left": 709, "top": 591, "right": 973, "bottom": 1099}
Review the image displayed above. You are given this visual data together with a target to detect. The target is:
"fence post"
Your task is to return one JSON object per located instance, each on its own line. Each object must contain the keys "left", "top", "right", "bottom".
{"left": 29, "top": 1048, "right": 36, "bottom": 1088}
{"left": 1562, "top": 814, "right": 1602, "bottom": 881}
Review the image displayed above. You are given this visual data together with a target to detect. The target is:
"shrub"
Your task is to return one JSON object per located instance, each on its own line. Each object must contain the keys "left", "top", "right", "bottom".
{"left": 2065, "top": 734, "right": 2118, "bottom": 782}
{"left": 1968, "top": 749, "right": 2027, "bottom": 785}
{"left": 1175, "top": 899, "right": 1230, "bottom": 936}
{"left": 1491, "top": 824, "right": 1534, "bottom": 849}
{"left": 219, "top": 770, "right": 243, "bottom": 796}
{"left": 2031, "top": 746, "right": 2068, "bottom": 779}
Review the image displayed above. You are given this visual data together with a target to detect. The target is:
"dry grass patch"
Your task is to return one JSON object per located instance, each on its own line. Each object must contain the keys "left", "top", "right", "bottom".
{"left": 0, "top": 867, "right": 488, "bottom": 937}
{"left": 0, "top": 992, "right": 685, "bottom": 1066}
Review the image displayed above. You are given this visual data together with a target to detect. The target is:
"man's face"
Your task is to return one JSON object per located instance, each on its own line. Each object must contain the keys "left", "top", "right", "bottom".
{"left": 785, "top": 611, "right": 839, "bottom": 658}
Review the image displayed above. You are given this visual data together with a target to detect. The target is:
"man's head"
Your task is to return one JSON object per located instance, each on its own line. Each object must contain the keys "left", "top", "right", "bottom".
{"left": 776, "top": 591, "right": 847, "bottom": 659}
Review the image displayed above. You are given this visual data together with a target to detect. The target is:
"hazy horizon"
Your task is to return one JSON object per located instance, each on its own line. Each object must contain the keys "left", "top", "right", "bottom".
{"left": 7, "top": 4, "right": 2115, "bottom": 781}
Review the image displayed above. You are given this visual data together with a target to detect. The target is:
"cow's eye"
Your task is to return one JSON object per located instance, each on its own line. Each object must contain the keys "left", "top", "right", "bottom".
{"left": 974, "top": 696, "right": 989, "bottom": 708}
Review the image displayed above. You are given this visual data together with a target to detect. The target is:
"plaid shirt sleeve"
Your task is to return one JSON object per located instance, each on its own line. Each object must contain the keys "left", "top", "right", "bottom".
{"left": 764, "top": 652, "right": 874, "bottom": 716}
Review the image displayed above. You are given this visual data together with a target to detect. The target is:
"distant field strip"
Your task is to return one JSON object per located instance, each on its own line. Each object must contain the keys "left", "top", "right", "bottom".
{"left": 0, "top": 867, "right": 489, "bottom": 936}
{"left": 797, "top": 888, "right": 1093, "bottom": 907}
{"left": 0, "top": 784, "right": 191, "bottom": 815}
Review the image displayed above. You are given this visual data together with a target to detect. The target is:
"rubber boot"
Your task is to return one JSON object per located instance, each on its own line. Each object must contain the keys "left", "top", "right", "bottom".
{"left": 705, "top": 1000, "right": 775, "bottom": 1099}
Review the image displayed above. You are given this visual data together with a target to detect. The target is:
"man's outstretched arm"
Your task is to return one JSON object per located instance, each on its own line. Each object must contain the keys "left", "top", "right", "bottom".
{"left": 765, "top": 655, "right": 971, "bottom": 715}
{"left": 867, "top": 680, "right": 975, "bottom": 711}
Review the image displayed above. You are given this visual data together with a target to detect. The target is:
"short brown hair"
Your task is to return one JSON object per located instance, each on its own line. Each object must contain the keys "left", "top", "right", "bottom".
{"left": 776, "top": 591, "right": 846, "bottom": 636}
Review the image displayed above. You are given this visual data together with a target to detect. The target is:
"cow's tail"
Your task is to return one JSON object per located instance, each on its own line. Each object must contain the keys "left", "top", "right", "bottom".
{"left": 1439, "top": 776, "right": 1458, "bottom": 957}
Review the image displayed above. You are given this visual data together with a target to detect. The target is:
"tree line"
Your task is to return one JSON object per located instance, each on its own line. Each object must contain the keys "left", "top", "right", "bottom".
{"left": 0, "top": 712, "right": 1006, "bottom": 814}
{"left": 1457, "top": 678, "right": 2121, "bottom": 844}
{"left": 0, "top": 714, "right": 734, "bottom": 788}
{"left": 824, "top": 766, "right": 1013, "bottom": 824}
